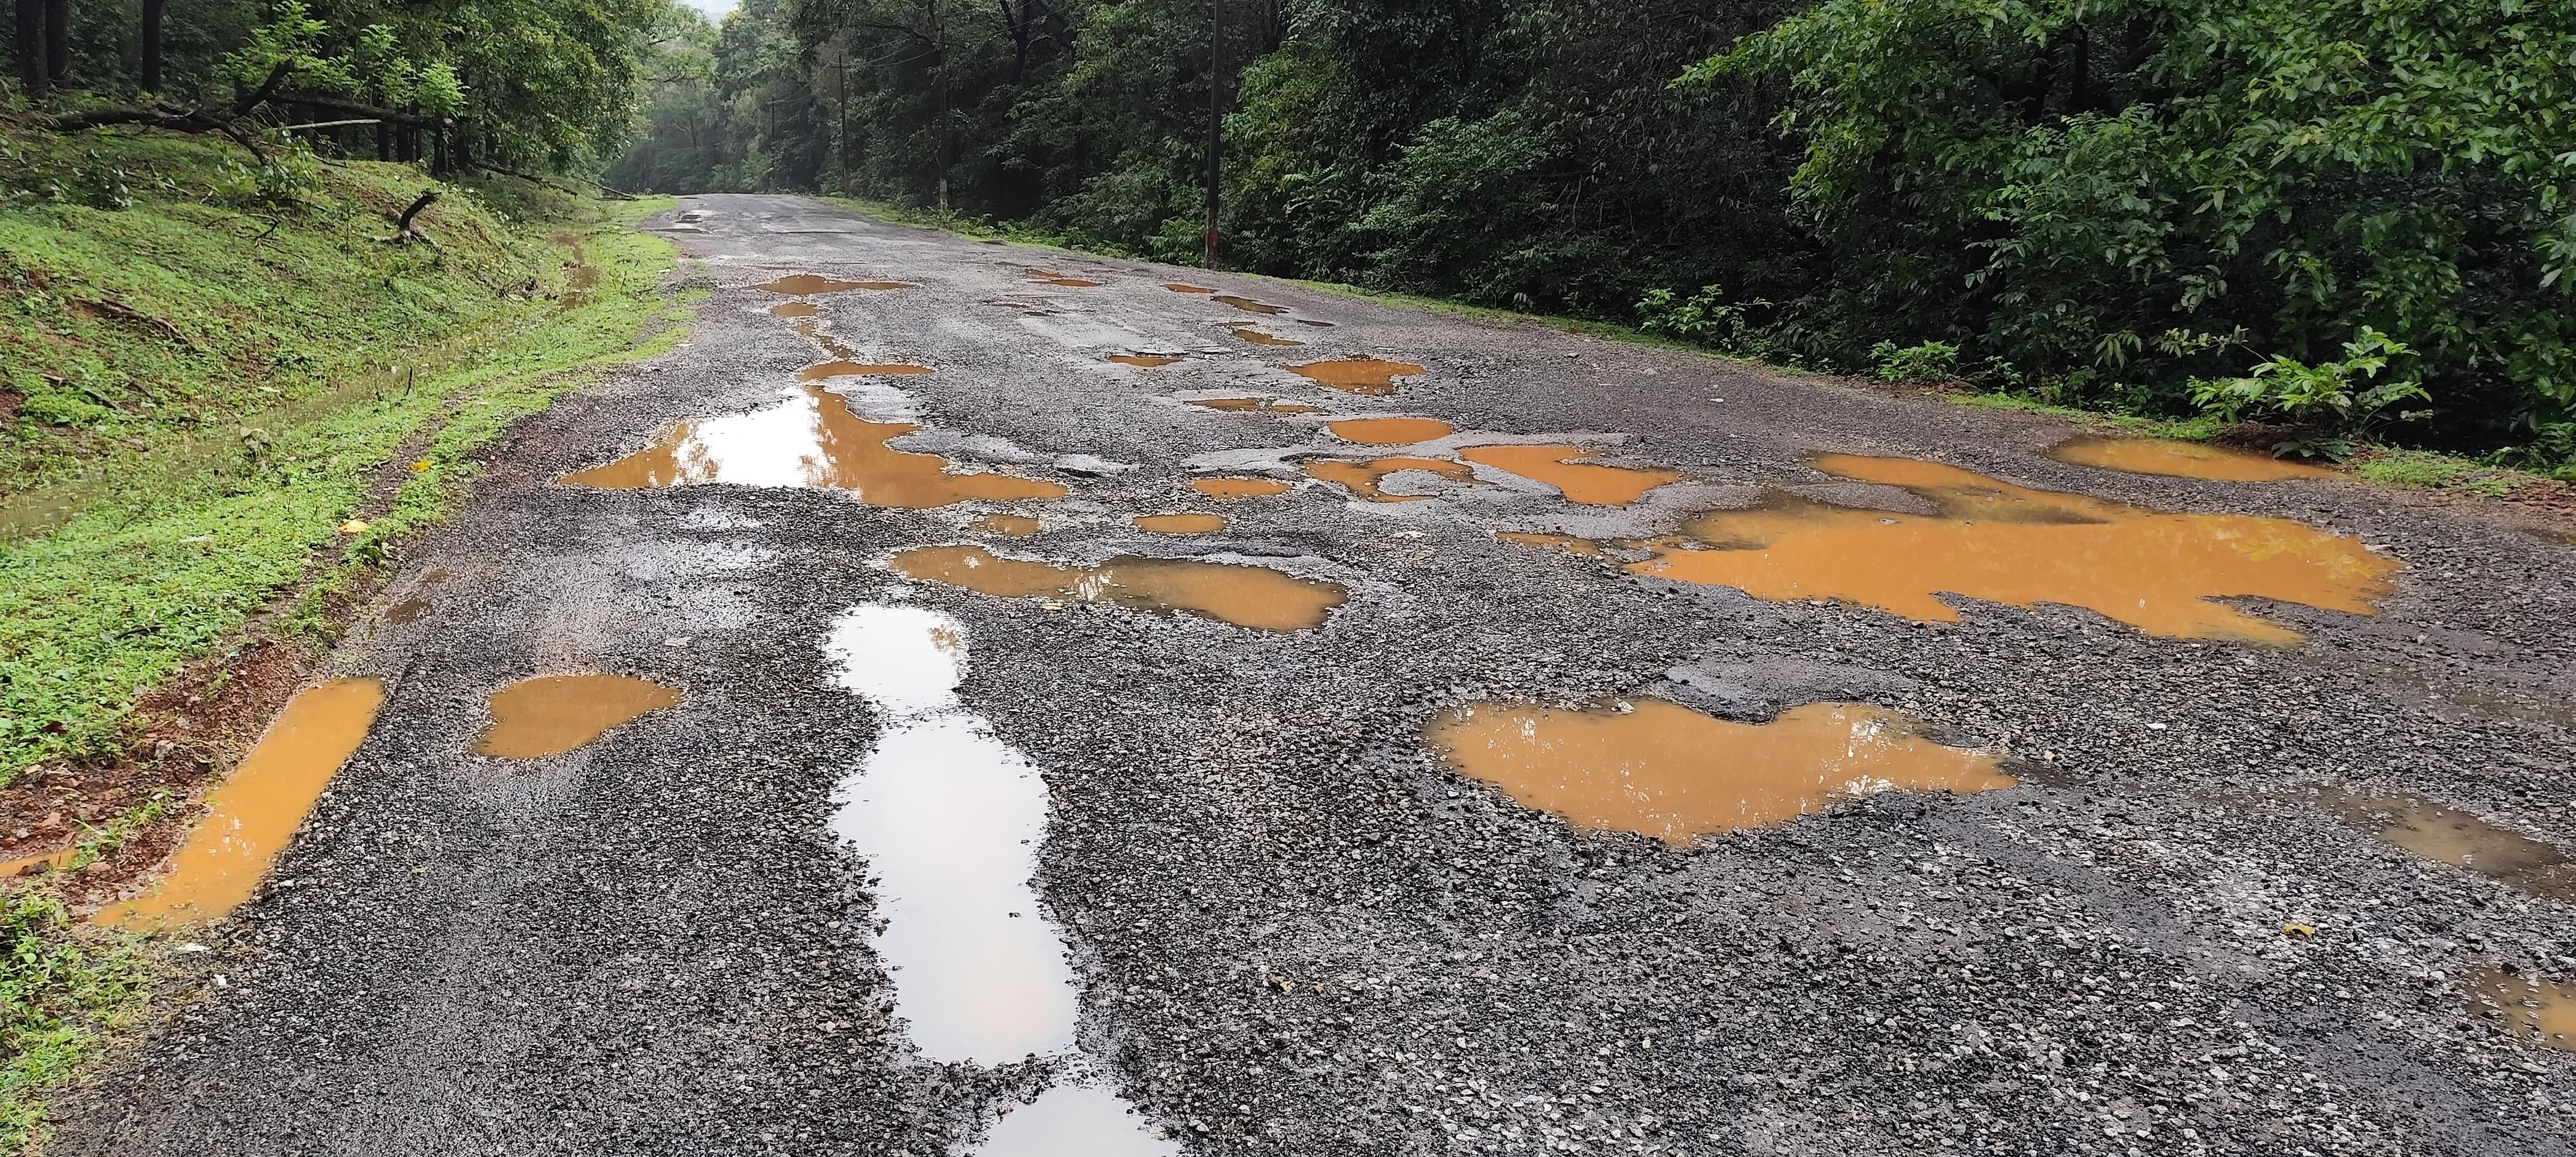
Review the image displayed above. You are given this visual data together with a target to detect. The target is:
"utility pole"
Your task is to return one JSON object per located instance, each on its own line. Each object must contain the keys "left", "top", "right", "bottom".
{"left": 836, "top": 55, "right": 850, "bottom": 197}
{"left": 1202, "top": 0, "right": 1221, "bottom": 267}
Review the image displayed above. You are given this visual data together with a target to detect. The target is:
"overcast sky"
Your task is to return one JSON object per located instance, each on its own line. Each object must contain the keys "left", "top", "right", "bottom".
{"left": 680, "top": 0, "right": 737, "bottom": 17}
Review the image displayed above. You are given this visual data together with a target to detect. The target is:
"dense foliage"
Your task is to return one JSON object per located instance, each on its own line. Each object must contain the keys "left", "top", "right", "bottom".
{"left": 610, "top": 0, "right": 2576, "bottom": 467}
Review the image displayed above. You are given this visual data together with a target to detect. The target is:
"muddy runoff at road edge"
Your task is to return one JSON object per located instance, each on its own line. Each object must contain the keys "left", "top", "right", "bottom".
{"left": 824, "top": 604, "right": 1183, "bottom": 1154}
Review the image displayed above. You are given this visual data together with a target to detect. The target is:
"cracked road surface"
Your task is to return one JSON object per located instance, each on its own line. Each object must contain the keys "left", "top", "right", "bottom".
{"left": 62, "top": 195, "right": 2576, "bottom": 1155}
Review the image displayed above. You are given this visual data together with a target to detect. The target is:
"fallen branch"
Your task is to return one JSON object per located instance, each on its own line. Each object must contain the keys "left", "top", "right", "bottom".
{"left": 276, "top": 117, "right": 382, "bottom": 132}
{"left": 375, "top": 191, "right": 439, "bottom": 245}
{"left": 471, "top": 161, "right": 639, "bottom": 201}
{"left": 42, "top": 60, "right": 301, "bottom": 149}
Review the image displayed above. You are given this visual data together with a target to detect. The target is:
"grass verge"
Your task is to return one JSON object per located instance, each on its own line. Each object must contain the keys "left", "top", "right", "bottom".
{"left": 1, "top": 130, "right": 693, "bottom": 1150}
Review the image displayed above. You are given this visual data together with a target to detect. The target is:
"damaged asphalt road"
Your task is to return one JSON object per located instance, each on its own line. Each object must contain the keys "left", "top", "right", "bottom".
{"left": 59, "top": 194, "right": 2576, "bottom": 1155}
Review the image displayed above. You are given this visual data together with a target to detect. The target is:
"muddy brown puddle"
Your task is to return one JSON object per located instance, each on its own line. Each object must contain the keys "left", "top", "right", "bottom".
{"left": 1461, "top": 444, "right": 1680, "bottom": 505}
{"left": 757, "top": 274, "right": 914, "bottom": 294}
{"left": 1212, "top": 294, "right": 1287, "bottom": 315}
{"left": 1165, "top": 283, "right": 1214, "bottom": 294}
{"left": 476, "top": 674, "right": 679, "bottom": 759}
{"left": 2051, "top": 437, "right": 2338, "bottom": 482}
{"left": 1191, "top": 477, "right": 1295, "bottom": 500}
{"left": 1608, "top": 454, "right": 2399, "bottom": 644}
{"left": 1289, "top": 359, "right": 1424, "bottom": 395}
{"left": 1329, "top": 417, "right": 1453, "bottom": 445}
{"left": 891, "top": 545, "right": 1344, "bottom": 632}
{"left": 1227, "top": 326, "right": 1304, "bottom": 348}
{"left": 101, "top": 678, "right": 385, "bottom": 926}
{"left": 973, "top": 513, "right": 1044, "bottom": 537}
{"left": 1497, "top": 531, "right": 1605, "bottom": 556}
{"left": 1133, "top": 513, "right": 1226, "bottom": 534}
{"left": 1108, "top": 355, "right": 1183, "bottom": 368}
{"left": 561, "top": 385, "right": 1066, "bottom": 507}
{"left": 2323, "top": 789, "right": 2575, "bottom": 899}
{"left": 770, "top": 301, "right": 820, "bottom": 318}
{"left": 802, "top": 361, "right": 933, "bottom": 381}
{"left": 1426, "top": 698, "right": 2011, "bottom": 844}
{"left": 1303, "top": 456, "right": 1474, "bottom": 503}
{"left": 2470, "top": 968, "right": 2576, "bottom": 1050}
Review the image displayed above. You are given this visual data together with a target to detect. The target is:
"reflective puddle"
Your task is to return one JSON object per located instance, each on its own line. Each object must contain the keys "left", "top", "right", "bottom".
{"left": 973, "top": 513, "right": 1044, "bottom": 537}
{"left": 1188, "top": 397, "right": 1315, "bottom": 414}
{"left": 1227, "top": 326, "right": 1303, "bottom": 348}
{"left": 1108, "top": 355, "right": 1182, "bottom": 368}
{"left": 770, "top": 301, "right": 820, "bottom": 318}
{"left": 1426, "top": 699, "right": 2012, "bottom": 844}
{"left": 757, "top": 274, "right": 913, "bottom": 294}
{"left": 475, "top": 674, "right": 679, "bottom": 759}
{"left": 1133, "top": 513, "right": 1226, "bottom": 535}
{"left": 560, "top": 385, "right": 1068, "bottom": 507}
{"left": 1302, "top": 456, "right": 1474, "bottom": 503}
{"left": 1165, "top": 283, "right": 1214, "bottom": 294}
{"left": 1329, "top": 417, "right": 1453, "bottom": 446}
{"left": 2323, "top": 789, "right": 2574, "bottom": 899}
{"left": 2051, "top": 437, "right": 2337, "bottom": 482}
{"left": 890, "top": 545, "right": 1344, "bottom": 632}
{"left": 1289, "top": 359, "right": 1424, "bottom": 395}
{"left": 1212, "top": 294, "right": 1287, "bottom": 315}
{"left": 101, "top": 678, "right": 385, "bottom": 926}
{"left": 801, "top": 361, "right": 934, "bottom": 381}
{"left": 2470, "top": 968, "right": 2576, "bottom": 1050}
{"left": 1461, "top": 444, "right": 1681, "bottom": 506}
{"left": 1190, "top": 477, "right": 1294, "bottom": 500}
{"left": 1621, "top": 455, "right": 2399, "bottom": 643}
{"left": 824, "top": 606, "right": 1177, "bottom": 1152}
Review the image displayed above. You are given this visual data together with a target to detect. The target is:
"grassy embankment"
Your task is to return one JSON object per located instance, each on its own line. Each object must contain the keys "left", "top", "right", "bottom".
{"left": 0, "top": 130, "right": 691, "bottom": 1147}
{"left": 818, "top": 194, "right": 2559, "bottom": 500}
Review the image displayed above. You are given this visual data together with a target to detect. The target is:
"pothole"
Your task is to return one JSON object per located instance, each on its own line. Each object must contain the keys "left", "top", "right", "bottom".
{"left": 1302, "top": 456, "right": 1474, "bottom": 503}
{"left": 561, "top": 386, "right": 1068, "bottom": 507}
{"left": 1425, "top": 698, "right": 2012, "bottom": 844}
{"left": 890, "top": 545, "right": 1344, "bottom": 632}
{"left": 98, "top": 678, "right": 385, "bottom": 926}
{"left": 1226, "top": 326, "right": 1303, "bottom": 348}
{"left": 1189, "top": 398, "right": 1315, "bottom": 414}
{"left": 2323, "top": 789, "right": 2574, "bottom": 899}
{"left": 972, "top": 513, "right": 1044, "bottom": 537}
{"left": 1132, "top": 513, "right": 1227, "bottom": 535}
{"left": 475, "top": 674, "right": 679, "bottom": 759}
{"left": 1289, "top": 359, "right": 1424, "bottom": 395}
{"left": 2469, "top": 967, "right": 2576, "bottom": 1050}
{"left": 1108, "top": 355, "right": 1183, "bottom": 368}
{"left": 1212, "top": 294, "right": 1287, "bottom": 315}
{"left": 2051, "top": 437, "right": 2338, "bottom": 482}
{"left": 1459, "top": 444, "right": 1681, "bottom": 506}
{"left": 1616, "top": 454, "right": 2400, "bottom": 644}
{"left": 1165, "top": 283, "right": 1215, "bottom": 294}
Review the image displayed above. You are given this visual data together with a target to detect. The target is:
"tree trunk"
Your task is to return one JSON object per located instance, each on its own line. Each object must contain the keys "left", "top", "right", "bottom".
{"left": 139, "top": 0, "right": 162, "bottom": 92}
{"left": 41, "top": 0, "right": 64, "bottom": 84}
{"left": 14, "top": 0, "right": 43, "bottom": 100}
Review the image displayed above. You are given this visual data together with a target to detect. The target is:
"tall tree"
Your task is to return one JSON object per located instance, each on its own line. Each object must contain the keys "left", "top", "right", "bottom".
{"left": 13, "top": 0, "right": 42, "bottom": 99}
{"left": 141, "top": 0, "right": 165, "bottom": 92}
{"left": 40, "top": 0, "right": 62, "bottom": 84}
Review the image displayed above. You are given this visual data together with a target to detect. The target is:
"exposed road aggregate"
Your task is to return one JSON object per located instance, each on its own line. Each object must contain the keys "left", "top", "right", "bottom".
{"left": 59, "top": 195, "right": 2576, "bottom": 1155}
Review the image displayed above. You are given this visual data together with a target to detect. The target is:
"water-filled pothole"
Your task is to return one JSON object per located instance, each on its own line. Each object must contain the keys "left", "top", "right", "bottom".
{"left": 2470, "top": 968, "right": 2576, "bottom": 1050}
{"left": 1496, "top": 531, "right": 1604, "bottom": 556}
{"left": 1227, "top": 326, "right": 1303, "bottom": 348}
{"left": 1189, "top": 398, "right": 1315, "bottom": 414}
{"left": 891, "top": 545, "right": 1344, "bottom": 632}
{"left": 1165, "top": 283, "right": 1214, "bottom": 294}
{"left": 1617, "top": 454, "right": 2399, "bottom": 643}
{"left": 385, "top": 597, "right": 430, "bottom": 624}
{"left": 770, "top": 301, "right": 819, "bottom": 318}
{"left": 561, "top": 386, "right": 1068, "bottom": 507}
{"left": 1133, "top": 513, "right": 1226, "bottom": 534}
{"left": 757, "top": 274, "right": 913, "bottom": 294}
{"left": 1190, "top": 478, "right": 1294, "bottom": 500}
{"left": 100, "top": 678, "right": 385, "bottom": 926}
{"left": 1460, "top": 444, "right": 1681, "bottom": 505}
{"left": 2323, "top": 789, "right": 2574, "bottom": 899}
{"left": 800, "top": 361, "right": 934, "bottom": 381}
{"left": 1289, "top": 359, "right": 1424, "bottom": 395}
{"left": 476, "top": 674, "right": 679, "bottom": 759}
{"left": 1329, "top": 417, "right": 1453, "bottom": 445}
{"left": 1213, "top": 294, "right": 1287, "bottom": 315}
{"left": 1108, "top": 355, "right": 1183, "bottom": 368}
{"left": 2051, "top": 437, "right": 2337, "bottom": 482}
{"left": 1302, "top": 456, "right": 1475, "bottom": 503}
{"left": 973, "top": 513, "right": 1044, "bottom": 537}
{"left": 1425, "top": 699, "right": 2011, "bottom": 844}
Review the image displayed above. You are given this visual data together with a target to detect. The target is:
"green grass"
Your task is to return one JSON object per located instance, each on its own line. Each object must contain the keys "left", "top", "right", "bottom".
{"left": 0, "top": 132, "right": 688, "bottom": 789}
{"left": 0, "top": 890, "right": 150, "bottom": 1149}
